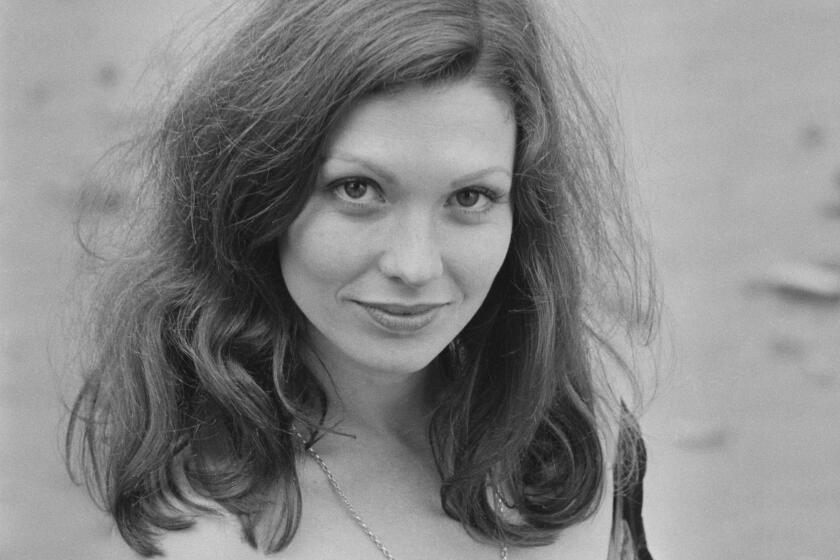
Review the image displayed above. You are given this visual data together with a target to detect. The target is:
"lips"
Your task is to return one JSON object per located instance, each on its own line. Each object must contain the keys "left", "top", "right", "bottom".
{"left": 364, "top": 302, "right": 445, "bottom": 315}
{"left": 354, "top": 301, "right": 448, "bottom": 333}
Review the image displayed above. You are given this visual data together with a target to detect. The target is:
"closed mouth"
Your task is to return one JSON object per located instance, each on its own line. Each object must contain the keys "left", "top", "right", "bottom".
{"left": 357, "top": 302, "right": 447, "bottom": 315}
{"left": 353, "top": 301, "right": 447, "bottom": 333}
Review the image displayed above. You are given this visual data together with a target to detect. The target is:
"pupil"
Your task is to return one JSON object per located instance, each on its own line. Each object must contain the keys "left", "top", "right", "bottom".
{"left": 345, "top": 181, "right": 367, "bottom": 199}
{"left": 457, "top": 190, "right": 479, "bottom": 207}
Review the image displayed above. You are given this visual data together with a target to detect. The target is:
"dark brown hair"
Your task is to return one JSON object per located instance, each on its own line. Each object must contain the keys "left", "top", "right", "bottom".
{"left": 67, "top": 0, "right": 657, "bottom": 556}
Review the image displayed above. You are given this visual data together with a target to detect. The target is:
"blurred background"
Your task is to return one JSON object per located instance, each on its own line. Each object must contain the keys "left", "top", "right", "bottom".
{"left": 1, "top": 0, "right": 838, "bottom": 558}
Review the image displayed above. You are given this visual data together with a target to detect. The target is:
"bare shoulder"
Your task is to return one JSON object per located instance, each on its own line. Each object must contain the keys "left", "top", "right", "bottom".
{"left": 508, "top": 470, "right": 614, "bottom": 560}
{"left": 160, "top": 512, "right": 265, "bottom": 560}
{"left": 551, "top": 451, "right": 616, "bottom": 560}
{"left": 539, "top": 397, "right": 624, "bottom": 559}
{"left": 508, "top": 428, "right": 616, "bottom": 560}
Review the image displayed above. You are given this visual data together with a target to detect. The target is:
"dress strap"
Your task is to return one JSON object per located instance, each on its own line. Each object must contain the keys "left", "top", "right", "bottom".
{"left": 611, "top": 409, "right": 654, "bottom": 560}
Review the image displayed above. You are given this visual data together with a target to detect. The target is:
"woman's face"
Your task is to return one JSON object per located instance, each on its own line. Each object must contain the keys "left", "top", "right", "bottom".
{"left": 280, "top": 78, "right": 515, "bottom": 378}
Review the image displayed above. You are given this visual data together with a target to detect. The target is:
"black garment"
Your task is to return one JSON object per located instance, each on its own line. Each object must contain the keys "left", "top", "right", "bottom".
{"left": 611, "top": 411, "right": 654, "bottom": 560}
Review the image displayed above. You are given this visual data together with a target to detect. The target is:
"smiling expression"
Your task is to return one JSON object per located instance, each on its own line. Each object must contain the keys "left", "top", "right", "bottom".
{"left": 279, "top": 78, "right": 516, "bottom": 379}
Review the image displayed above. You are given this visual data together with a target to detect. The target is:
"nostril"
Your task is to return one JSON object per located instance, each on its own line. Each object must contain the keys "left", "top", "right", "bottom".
{"left": 379, "top": 253, "right": 444, "bottom": 285}
{"left": 378, "top": 234, "right": 443, "bottom": 285}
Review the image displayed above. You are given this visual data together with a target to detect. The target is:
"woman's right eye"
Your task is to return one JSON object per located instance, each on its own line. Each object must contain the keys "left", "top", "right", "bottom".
{"left": 331, "top": 178, "right": 383, "bottom": 205}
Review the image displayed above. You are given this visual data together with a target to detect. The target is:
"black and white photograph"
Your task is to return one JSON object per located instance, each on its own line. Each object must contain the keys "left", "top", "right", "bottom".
{"left": 1, "top": 1, "right": 839, "bottom": 559}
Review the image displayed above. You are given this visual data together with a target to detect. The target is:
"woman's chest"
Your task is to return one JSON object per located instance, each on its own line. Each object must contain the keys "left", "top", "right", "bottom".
{"left": 161, "top": 458, "right": 615, "bottom": 560}
{"left": 275, "top": 468, "right": 613, "bottom": 560}
{"left": 160, "top": 497, "right": 613, "bottom": 560}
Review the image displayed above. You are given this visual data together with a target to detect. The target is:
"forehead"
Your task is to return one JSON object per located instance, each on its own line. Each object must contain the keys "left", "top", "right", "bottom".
{"left": 323, "top": 79, "right": 516, "bottom": 169}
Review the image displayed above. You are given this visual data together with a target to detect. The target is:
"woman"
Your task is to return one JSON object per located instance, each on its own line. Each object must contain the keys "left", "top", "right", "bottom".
{"left": 67, "top": 0, "right": 657, "bottom": 558}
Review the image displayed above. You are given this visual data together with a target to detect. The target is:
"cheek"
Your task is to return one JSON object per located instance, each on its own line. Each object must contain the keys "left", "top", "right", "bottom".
{"left": 280, "top": 210, "right": 371, "bottom": 289}
{"left": 450, "top": 222, "right": 512, "bottom": 295}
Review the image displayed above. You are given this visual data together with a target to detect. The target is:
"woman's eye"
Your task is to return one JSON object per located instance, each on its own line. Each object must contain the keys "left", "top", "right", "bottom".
{"left": 332, "top": 178, "right": 382, "bottom": 204}
{"left": 454, "top": 189, "right": 481, "bottom": 208}
{"left": 342, "top": 179, "right": 368, "bottom": 199}
{"left": 451, "top": 187, "right": 500, "bottom": 211}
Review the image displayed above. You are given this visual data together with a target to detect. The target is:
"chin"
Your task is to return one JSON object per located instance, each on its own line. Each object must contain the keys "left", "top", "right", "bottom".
{"left": 367, "top": 353, "right": 442, "bottom": 377}
{"left": 343, "top": 339, "right": 448, "bottom": 377}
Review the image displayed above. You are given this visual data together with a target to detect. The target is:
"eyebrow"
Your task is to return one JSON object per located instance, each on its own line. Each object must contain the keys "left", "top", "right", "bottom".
{"left": 325, "top": 152, "right": 512, "bottom": 187}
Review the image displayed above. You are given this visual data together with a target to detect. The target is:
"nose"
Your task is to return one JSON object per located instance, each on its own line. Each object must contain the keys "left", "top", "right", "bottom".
{"left": 378, "top": 213, "right": 444, "bottom": 286}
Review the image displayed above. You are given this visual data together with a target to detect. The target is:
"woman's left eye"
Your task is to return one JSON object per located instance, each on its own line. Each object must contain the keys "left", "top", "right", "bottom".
{"left": 449, "top": 187, "right": 500, "bottom": 212}
{"left": 454, "top": 189, "right": 481, "bottom": 207}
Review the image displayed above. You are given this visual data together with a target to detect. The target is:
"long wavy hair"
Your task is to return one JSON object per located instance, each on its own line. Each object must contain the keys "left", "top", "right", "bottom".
{"left": 66, "top": 0, "right": 657, "bottom": 556}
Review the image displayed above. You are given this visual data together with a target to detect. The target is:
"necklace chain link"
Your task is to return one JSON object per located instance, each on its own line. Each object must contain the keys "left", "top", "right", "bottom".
{"left": 293, "top": 429, "right": 509, "bottom": 560}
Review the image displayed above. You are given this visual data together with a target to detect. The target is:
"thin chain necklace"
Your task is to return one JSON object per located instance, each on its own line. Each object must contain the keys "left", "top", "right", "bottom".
{"left": 293, "top": 429, "right": 509, "bottom": 560}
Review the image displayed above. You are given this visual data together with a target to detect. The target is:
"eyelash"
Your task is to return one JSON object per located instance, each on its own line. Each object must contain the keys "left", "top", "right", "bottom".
{"left": 328, "top": 177, "right": 504, "bottom": 215}
{"left": 448, "top": 186, "right": 503, "bottom": 214}
{"left": 330, "top": 177, "right": 385, "bottom": 207}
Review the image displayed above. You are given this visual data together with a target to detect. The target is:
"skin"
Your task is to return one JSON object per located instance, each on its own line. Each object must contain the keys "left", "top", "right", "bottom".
{"left": 161, "top": 79, "right": 615, "bottom": 559}
{"left": 279, "top": 78, "right": 515, "bottom": 438}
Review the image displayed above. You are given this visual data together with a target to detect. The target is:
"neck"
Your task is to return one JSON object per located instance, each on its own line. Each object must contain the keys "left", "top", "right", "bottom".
{"left": 304, "top": 353, "right": 442, "bottom": 450}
